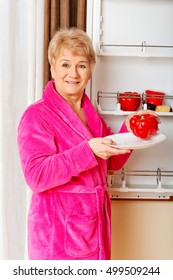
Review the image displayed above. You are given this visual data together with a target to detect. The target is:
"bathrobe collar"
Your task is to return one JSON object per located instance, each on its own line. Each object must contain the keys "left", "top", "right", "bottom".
{"left": 43, "top": 81, "right": 103, "bottom": 140}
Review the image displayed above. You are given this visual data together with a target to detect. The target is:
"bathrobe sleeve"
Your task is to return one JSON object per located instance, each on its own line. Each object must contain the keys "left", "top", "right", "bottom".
{"left": 17, "top": 107, "right": 98, "bottom": 193}
{"left": 101, "top": 117, "right": 132, "bottom": 171}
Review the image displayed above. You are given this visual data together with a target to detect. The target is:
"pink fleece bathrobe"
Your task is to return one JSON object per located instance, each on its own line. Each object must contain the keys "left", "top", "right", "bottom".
{"left": 17, "top": 81, "right": 131, "bottom": 260}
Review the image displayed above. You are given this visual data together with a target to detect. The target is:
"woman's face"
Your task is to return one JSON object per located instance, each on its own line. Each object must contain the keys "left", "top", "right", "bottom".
{"left": 51, "top": 48, "right": 91, "bottom": 99}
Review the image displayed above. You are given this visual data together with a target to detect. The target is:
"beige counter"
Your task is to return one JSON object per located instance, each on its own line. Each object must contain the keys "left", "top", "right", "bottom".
{"left": 111, "top": 200, "right": 173, "bottom": 260}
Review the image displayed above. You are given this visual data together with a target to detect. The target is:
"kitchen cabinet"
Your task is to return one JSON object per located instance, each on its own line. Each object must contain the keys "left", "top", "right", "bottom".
{"left": 87, "top": 0, "right": 173, "bottom": 199}
{"left": 91, "top": 0, "right": 173, "bottom": 57}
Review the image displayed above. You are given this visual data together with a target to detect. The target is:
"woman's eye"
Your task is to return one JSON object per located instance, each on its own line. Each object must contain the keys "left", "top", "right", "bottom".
{"left": 79, "top": 64, "right": 86, "bottom": 69}
{"left": 62, "top": 63, "right": 69, "bottom": 68}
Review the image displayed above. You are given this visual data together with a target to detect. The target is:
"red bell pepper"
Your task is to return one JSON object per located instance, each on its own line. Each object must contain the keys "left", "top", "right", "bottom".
{"left": 130, "top": 114, "right": 159, "bottom": 139}
{"left": 142, "top": 114, "right": 158, "bottom": 135}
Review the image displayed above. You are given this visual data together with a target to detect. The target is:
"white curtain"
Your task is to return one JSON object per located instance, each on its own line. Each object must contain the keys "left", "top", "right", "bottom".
{"left": 0, "top": 0, "right": 44, "bottom": 259}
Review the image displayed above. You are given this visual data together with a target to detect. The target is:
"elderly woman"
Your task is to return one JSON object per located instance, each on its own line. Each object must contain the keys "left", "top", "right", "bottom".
{"left": 17, "top": 28, "right": 148, "bottom": 260}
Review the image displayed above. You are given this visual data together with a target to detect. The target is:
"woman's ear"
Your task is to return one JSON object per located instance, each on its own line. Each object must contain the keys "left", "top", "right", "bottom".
{"left": 89, "top": 72, "right": 92, "bottom": 80}
{"left": 50, "top": 65, "right": 55, "bottom": 79}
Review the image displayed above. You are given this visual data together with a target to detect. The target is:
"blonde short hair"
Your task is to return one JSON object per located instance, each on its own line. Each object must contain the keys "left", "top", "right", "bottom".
{"left": 48, "top": 27, "right": 96, "bottom": 68}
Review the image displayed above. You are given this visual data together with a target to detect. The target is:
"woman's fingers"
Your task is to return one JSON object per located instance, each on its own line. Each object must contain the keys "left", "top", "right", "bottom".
{"left": 88, "top": 137, "right": 131, "bottom": 160}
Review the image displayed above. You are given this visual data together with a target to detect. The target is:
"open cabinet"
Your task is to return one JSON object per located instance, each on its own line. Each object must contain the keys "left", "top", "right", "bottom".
{"left": 87, "top": 0, "right": 173, "bottom": 200}
{"left": 87, "top": 0, "right": 173, "bottom": 259}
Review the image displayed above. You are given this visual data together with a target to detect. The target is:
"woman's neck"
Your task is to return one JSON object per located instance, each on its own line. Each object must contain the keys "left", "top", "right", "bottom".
{"left": 57, "top": 91, "right": 87, "bottom": 125}
{"left": 59, "top": 91, "right": 83, "bottom": 110}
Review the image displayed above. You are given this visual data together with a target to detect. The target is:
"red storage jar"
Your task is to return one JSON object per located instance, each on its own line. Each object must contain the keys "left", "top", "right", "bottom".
{"left": 145, "top": 89, "right": 165, "bottom": 106}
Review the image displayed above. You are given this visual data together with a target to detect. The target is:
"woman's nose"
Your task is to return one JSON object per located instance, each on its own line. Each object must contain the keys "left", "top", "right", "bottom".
{"left": 69, "top": 66, "right": 79, "bottom": 77}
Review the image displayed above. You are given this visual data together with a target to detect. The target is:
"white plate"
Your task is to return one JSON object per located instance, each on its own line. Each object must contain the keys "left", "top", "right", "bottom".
{"left": 105, "top": 132, "right": 166, "bottom": 150}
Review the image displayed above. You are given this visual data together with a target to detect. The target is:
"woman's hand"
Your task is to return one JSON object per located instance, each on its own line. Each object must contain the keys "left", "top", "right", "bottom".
{"left": 88, "top": 138, "right": 131, "bottom": 160}
{"left": 125, "top": 109, "right": 160, "bottom": 132}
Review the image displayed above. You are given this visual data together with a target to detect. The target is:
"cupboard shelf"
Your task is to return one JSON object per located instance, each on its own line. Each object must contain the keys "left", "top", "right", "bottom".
{"left": 97, "top": 45, "right": 173, "bottom": 58}
{"left": 97, "top": 44, "right": 173, "bottom": 58}
{"left": 96, "top": 91, "right": 173, "bottom": 116}
{"left": 107, "top": 168, "right": 173, "bottom": 200}
{"left": 96, "top": 103, "right": 173, "bottom": 117}
{"left": 108, "top": 188, "right": 173, "bottom": 200}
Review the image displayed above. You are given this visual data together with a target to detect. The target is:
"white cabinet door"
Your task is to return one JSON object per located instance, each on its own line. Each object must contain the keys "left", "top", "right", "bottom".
{"left": 96, "top": 0, "right": 173, "bottom": 56}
